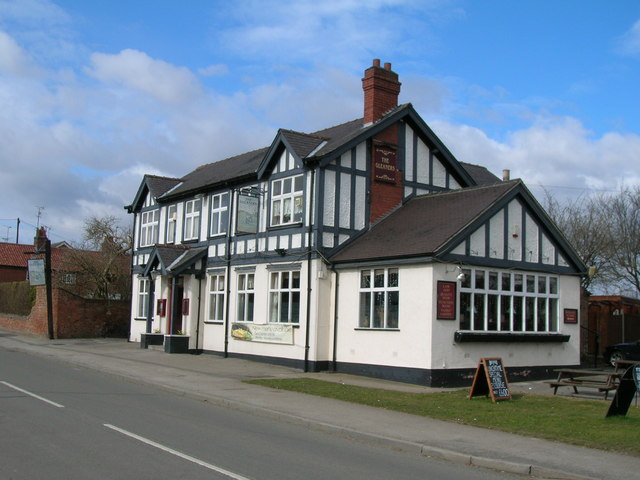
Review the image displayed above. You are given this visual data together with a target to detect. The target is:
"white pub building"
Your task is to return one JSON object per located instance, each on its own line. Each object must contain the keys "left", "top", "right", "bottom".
{"left": 126, "top": 60, "right": 585, "bottom": 387}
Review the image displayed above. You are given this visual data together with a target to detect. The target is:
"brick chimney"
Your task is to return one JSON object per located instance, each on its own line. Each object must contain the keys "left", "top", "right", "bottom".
{"left": 362, "top": 59, "right": 401, "bottom": 124}
{"left": 364, "top": 60, "right": 403, "bottom": 224}
{"left": 34, "top": 226, "right": 48, "bottom": 253}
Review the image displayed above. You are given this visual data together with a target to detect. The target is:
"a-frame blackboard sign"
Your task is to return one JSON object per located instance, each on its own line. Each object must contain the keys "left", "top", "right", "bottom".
{"left": 469, "top": 357, "right": 511, "bottom": 402}
{"left": 606, "top": 365, "right": 640, "bottom": 417}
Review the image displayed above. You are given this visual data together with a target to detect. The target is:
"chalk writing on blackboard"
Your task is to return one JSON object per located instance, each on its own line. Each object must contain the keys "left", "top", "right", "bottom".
{"left": 469, "top": 357, "right": 511, "bottom": 402}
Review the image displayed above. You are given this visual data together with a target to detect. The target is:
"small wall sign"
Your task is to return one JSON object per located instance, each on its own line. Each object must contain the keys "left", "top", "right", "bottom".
{"left": 563, "top": 308, "right": 578, "bottom": 324}
{"left": 156, "top": 299, "right": 166, "bottom": 317}
{"left": 437, "top": 281, "right": 457, "bottom": 320}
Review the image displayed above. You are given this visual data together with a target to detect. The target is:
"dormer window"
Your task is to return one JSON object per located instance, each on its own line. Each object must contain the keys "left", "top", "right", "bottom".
{"left": 184, "top": 198, "right": 201, "bottom": 241}
{"left": 271, "top": 175, "right": 303, "bottom": 227}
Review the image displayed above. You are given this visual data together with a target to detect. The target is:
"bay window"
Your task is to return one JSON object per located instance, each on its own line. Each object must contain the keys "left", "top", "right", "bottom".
{"left": 459, "top": 268, "right": 559, "bottom": 333}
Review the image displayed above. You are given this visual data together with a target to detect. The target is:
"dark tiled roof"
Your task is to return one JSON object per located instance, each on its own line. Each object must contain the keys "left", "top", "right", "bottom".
{"left": 146, "top": 175, "right": 182, "bottom": 198}
{"left": 330, "top": 181, "right": 519, "bottom": 264}
{"left": 155, "top": 245, "right": 192, "bottom": 269}
{"left": 280, "top": 130, "right": 327, "bottom": 159}
{"left": 161, "top": 148, "right": 269, "bottom": 200}
{"left": 460, "top": 163, "right": 501, "bottom": 186}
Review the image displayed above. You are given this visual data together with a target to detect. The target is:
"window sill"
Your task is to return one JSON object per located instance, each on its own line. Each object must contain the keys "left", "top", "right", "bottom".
{"left": 134, "top": 317, "right": 147, "bottom": 322}
{"left": 268, "top": 323, "right": 300, "bottom": 328}
{"left": 204, "top": 321, "right": 224, "bottom": 325}
{"left": 454, "top": 331, "right": 570, "bottom": 343}
{"left": 268, "top": 222, "right": 303, "bottom": 231}
{"left": 354, "top": 328, "right": 400, "bottom": 332}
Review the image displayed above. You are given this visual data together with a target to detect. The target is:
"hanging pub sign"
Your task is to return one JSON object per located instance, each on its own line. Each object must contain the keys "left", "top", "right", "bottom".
{"left": 27, "top": 258, "right": 46, "bottom": 286}
{"left": 373, "top": 145, "right": 397, "bottom": 183}
{"left": 469, "top": 357, "right": 511, "bottom": 402}
{"left": 236, "top": 193, "right": 259, "bottom": 234}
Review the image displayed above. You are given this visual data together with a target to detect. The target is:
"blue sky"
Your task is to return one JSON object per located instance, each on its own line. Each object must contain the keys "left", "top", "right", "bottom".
{"left": 1, "top": 0, "right": 639, "bottom": 244}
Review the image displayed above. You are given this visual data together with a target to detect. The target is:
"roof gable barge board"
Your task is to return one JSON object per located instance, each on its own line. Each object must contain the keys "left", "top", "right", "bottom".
{"left": 438, "top": 181, "right": 587, "bottom": 273}
{"left": 315, "top": 104, "right": 476, "bottom": 188}
{"left": 127, "top": 175, "right": 182, "bottom": 213}
{"left": 142, "top": 245, "right": 191, "bottom": 276}
{"left": 257, "top": 129, "right": 325, "bottom": 179}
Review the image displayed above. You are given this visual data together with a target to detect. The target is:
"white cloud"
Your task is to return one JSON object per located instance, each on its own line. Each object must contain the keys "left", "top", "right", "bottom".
{"left": 616, "top": 19, "right": 640, "bottom": 56}
{"left": 431, "top": 115, "right": 640, "bottom": 201}
{"left": 0, "top": 30, "right": 36, "bottom": 75}
{"left": 198, "top": 63, "right": 229, "bottom": 76}
{"left": 87, "top": 49, "right": 202, "bottom": 104}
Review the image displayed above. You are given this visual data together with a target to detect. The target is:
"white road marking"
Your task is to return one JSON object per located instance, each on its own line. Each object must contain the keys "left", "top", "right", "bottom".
{"left": 0, "top": 380, "right": 65, "bottom": 408}
{"left": 104, "top": 424, "right": 252, "bottom": 480}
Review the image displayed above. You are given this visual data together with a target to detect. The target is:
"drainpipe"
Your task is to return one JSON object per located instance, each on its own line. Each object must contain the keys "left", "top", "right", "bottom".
{"left": 331, "top": 265, "right": 339, "bottom": 372}
{"left": 168, "top": 276, "right": 175, "bottom": 334}
{"left": 304, "top": 169, "right": 315, "bottom": 372}
{"left": 194, "top": 273, "right": 203, "bottom": 354}
{"left": 224, "top": 189, "right": 235, "bottom": 358}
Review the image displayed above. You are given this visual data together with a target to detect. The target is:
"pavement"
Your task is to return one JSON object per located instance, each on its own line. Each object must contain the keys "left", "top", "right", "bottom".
{"left": 1, "top": 330, "right": 638, "bottom": 480}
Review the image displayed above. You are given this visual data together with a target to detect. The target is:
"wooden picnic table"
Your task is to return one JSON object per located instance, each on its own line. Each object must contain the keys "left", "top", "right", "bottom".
{"left": 614, "top": 360, "right": 640, "bottom": 372}
{"left": 547, "top": 368, "right": 622, "bottom": 399}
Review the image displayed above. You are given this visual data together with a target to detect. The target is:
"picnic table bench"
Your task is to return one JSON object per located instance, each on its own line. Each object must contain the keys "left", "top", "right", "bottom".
{"left": 547, "top": 369, "right": 622, "bottom": 399}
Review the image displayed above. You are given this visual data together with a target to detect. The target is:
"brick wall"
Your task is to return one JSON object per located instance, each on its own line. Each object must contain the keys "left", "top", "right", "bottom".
{"left": 0, "top": 286, "right": 130, "bottom": 338}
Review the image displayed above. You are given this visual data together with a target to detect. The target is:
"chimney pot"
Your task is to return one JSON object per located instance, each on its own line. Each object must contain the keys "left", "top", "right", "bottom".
{"left": 502, "top": 169, "right": 511, "bottom": 181}
{"left": 384, "top": 62, "right": 391, "bottom": 70}
{"left": 373, "top": 58, "right": 380, "bottom": 67}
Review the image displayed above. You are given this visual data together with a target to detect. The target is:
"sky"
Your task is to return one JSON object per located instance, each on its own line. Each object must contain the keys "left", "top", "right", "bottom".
{"left": 0, "top": 0, "right": 639, "bottom": 245}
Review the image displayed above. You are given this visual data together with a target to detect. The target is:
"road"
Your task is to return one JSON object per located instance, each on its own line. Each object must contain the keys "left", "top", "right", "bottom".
{"left": 0, "top": 346, "right": 524, "bottom": 480}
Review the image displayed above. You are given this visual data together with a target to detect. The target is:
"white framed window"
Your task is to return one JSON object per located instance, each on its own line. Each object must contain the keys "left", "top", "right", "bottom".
{"left": 210, "top": 192, "right": 229, "bottom": 236}
{"left": 459, "top": 268, "right": 559, "bottom": 333}
{"left": 139, "top": 210, "right": 159, "bottom": 247}
{"left": 166, "top": 205, "right": 177, "bottom": 243}
{"left": 359, "top": 268, "right": 399, "bottom": 329}
{"left": 137, "top": 278, "right": 149, "bottom": 318}
{"left": 207, "top": 273, "right": 225, "bottom": 322}
{"left": 236, "top": 272, "right": 255, "bottom": 322}
{"left": 184, "top": 199, "right": 201, "bottom": 241}
{"left": 269, "top": 270, "right": 300, "bottom": 323}
{"left": 271, "top": 175, "right": 304, "bottom": 226}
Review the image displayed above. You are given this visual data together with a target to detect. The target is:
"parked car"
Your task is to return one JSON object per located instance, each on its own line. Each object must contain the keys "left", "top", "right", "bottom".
{"left": 603, "top": 340, "right": 640, "bottom": 367}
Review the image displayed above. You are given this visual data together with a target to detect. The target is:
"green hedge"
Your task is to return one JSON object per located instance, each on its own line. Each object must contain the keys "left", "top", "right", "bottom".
{"left": 0, "top": 282, "right": 36, "bottom": 315}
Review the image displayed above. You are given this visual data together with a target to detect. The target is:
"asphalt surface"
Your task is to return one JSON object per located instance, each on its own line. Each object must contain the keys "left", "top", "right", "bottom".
{"left": 1, "top": 329, "right": 638, "bottom": 480}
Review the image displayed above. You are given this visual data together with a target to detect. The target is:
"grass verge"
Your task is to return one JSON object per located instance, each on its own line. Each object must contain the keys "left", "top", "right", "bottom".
{"left": 247, "top": 378, "right": 640, "bottom": 456}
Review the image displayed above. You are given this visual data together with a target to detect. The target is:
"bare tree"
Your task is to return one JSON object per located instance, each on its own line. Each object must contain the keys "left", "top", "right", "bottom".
{"left": 543, "top": 191, "right": 610, "bottom": 294}
{"left": 545, "top": 187, "right": 640, "bottom": 298}
{"left": 600, "top": 187, "right": 640, "bottom": 296}
{"left": 57, "top": 216, "right": 132, "bottom": 300}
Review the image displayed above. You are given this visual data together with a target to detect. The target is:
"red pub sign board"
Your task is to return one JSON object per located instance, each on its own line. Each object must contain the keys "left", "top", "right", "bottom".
{"left": 374, "top": 145, "right": 397, "bottom": 183}
{"left": 437, "top": 281, "right": 457, "bottom": 320}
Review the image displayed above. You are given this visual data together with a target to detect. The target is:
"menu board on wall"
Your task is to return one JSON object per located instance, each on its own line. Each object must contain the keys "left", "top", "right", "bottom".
{"left": 437, "top": 281, "right": 457, "bottom": 320}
